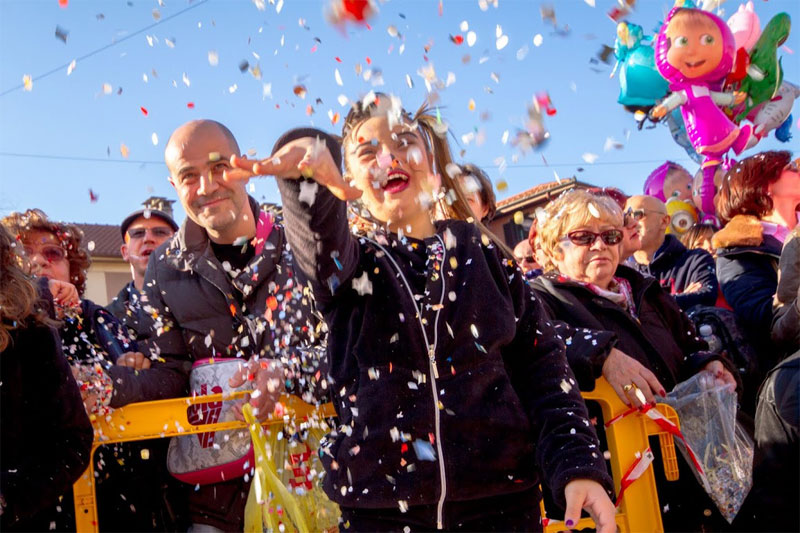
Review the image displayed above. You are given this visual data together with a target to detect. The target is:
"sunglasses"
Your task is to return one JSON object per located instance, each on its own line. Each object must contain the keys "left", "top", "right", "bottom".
{"left": 563, "top": 229, "right": 624, "bottom": 246}
{"left": 623, "top": 208, "right": 644, "bottom": 227}
{"left": 24, "top": 244, "right": 67, "bottom": 263}
{"left": 127, "top": 227, "right": 174, "bottom": 240}
{"left": 515, "top": 255, "right": 535, "bottom": 263}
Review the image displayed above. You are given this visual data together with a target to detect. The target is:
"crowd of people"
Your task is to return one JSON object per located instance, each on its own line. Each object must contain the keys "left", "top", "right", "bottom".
{"left": 0, "top": 92, "right": 797, "bottom": 533}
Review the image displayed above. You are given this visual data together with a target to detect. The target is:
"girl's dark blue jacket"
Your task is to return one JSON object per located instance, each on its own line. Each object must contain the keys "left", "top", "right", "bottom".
{"left": 273, "top": 128, "right": 613, "bottom": 514}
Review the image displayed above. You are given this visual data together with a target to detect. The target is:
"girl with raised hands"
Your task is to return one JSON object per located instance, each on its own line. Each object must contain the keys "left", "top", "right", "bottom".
{"left": 229, "top": 94, "right": 615, "bottom": 532}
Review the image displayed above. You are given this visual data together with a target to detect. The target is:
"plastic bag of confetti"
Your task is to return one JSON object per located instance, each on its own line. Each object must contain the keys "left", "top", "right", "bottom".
{"left": 243, "top": 403, "right": 339, "bottom": 533}
{"left": 664, "top": 371, "right": 753, "bottom": 523}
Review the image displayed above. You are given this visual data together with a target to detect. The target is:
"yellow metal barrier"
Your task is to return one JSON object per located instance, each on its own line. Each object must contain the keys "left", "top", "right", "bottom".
{"left": 75, "top": 378, "right": 678, "bottom": 532}
{"left": 73, "top": 392, "right": 335, "bottom": 532}
{"left": 541, "top": 377, "right": 680, "bottom": 533}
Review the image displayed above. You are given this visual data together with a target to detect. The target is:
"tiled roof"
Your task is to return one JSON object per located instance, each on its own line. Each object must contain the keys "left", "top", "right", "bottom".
{"left": 74, "top": 223, "right": 123, "bottom": 258}
{"left": 496, "top": 178, "right": 596, "bottom": 212}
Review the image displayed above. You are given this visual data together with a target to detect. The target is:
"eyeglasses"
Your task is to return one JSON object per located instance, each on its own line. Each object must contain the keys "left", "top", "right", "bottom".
{"left": 563, "top": 229, "right": 624, "bottom": 246}
{"left": 24, "top": 244, "right": 67, "bottom": 263}
{"left": 515, "top": 255, "right": 535, "bottom": 263}
{"left": 785, "top": 158, "right": 800, "bottom": 173}
{"left": 127, "top": 227, "right": 174, "bottom": 240}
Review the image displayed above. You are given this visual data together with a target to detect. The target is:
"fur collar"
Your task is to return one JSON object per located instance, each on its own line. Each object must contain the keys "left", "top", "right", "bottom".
{"left": 712, "top": 215, "right": 764, "bottom": 249}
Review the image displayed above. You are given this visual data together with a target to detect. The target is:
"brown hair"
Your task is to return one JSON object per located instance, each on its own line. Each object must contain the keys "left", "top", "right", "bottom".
{"left": 680, "top": 223, "right": 716, "bottom": 250}
{"left": 457, "top": 163, "right": 497, "bottom": 222}
{"left": 341, "top": 93, "right": 512, "bottom": 257}
{"left": 716, "top": 151, "right": 792, "bottom": 224}
{"left": 0, "top": 225, "right": 54, "bottom": 351}
{"left": 1, "top": 209, "right": 91, "bottom": 297}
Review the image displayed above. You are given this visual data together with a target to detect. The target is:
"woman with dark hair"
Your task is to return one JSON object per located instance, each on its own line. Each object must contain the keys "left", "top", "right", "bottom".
{"left": 712, "top": 151, "right": 800, "bottom": 371}
{"left": 680, "top": 223, "right": 716, "bottom": 255}
{"left": 0, "top": 224, "right": 94, "bottom": 531}
{"left": 456, "top": 162, "right": 497, "bottom": 223}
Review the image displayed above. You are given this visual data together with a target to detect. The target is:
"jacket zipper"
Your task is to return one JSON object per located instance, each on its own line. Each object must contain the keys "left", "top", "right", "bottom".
{"left": 367, "top": 235, "right": 448, "bottom": 529}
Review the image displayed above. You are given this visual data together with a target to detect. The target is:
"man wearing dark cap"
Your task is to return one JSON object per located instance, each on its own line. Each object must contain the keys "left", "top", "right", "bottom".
{"left": 106, "top": 207, "right": 178, "bottom": 341}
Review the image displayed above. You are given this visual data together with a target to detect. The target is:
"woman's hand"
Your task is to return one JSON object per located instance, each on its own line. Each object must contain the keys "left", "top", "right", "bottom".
{"left": 228, "top": 137, "right": 362, "bottom": 201}
{"left": 48, "top": 279, "right": 80, "bottom": 318}
{"left": 562, "top": 479, "right": 616, "bottom": 533}
{"left": 701, "top": 360, "right": 737, "bottom": 392}
{"left": 602, "top": 347, "right": 666, "bottom": 407}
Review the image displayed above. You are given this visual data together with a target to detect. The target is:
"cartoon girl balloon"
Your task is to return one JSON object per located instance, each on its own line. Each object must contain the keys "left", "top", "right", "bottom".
{"left": 651, "top": 4, "right": 753, "bottom": 221}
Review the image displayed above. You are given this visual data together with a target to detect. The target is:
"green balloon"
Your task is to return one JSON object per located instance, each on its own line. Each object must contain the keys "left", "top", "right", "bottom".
{"left": 737, "top": 13, "right": 791, "bottom": 122}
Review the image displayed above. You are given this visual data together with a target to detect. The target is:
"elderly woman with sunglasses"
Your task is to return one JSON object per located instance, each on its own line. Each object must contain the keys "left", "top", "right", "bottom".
{"left": 531, "top": 189, "right": 740, "bottom": 531}
{"left": 531, "top": 190, "right": 737, "bottom": 406}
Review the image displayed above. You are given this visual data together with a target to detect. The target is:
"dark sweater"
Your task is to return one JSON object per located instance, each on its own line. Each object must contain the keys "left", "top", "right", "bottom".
{"left": 532, "top": 266, "right": 734, "bottom": 391}
{"left": 648, "top": 234, "right": 719, "bottom": 311}
{"left": 273, "top": 128, "right": 612, "bottom": 520}
{"left": 1, "top": 324, "right": 94, "bottom": 530}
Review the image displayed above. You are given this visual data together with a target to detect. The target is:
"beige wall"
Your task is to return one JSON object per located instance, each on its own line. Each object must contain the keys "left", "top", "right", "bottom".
{"left": 84, "top": 258, "right": 131, "bottom": 306}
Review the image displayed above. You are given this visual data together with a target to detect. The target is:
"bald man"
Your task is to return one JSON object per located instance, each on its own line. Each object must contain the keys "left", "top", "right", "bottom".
{"left": 626, "top": 195, "right": 719, "bottom": 310}
{"left": 111, "top": 120, "right": 337, "bottom": 531}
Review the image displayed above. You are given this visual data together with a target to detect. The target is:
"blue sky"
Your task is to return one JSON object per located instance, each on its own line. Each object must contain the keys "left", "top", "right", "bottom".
{"left": 1, "top": 0, "right": 798, "bottom": 226}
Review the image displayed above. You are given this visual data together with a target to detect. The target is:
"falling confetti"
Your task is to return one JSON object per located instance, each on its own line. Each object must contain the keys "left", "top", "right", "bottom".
{"left": 293, "top": 85, "right": 307, "bottom": 98}
{"left": 582, "top": 153, "right": 599, "bottom": 164}
{"left": 513, "top": 211, "right": 525, "bottom": 225}
{"left": 533, "top": 34, "right": 543, "bottom": 47}
{"left": 87, "top": 241, "right": 96, "bottom": 252}
{"left": 140, "top": 107, "right": 148, "bottom": 116}
{"left": 120, "top": 143, "right": 130, "bottom": 158}
{"left": 89, "top": 189, "right": 98, "bottom": 202}
{"left": 151, "top": 133, "right": 158, "bottom": 145}
{"left": 208, "top": 51, "right": 219, "bottom": 66}
{"left": 22, "top": 75, "right": 33, "bottom": 91}
{"left": 55, "top": 25, "right": 69, "bottom": 43}
{"left": 466, "top": 31, "right": 477, "bottom": 47}
{"left": 67, "top": 59, "right": 76, "bottom": 75}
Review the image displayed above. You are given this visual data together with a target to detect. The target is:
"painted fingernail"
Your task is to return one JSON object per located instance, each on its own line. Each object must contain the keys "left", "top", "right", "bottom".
{"left": 565, "top": 519, "right": 574, "bottom": 527}
{"left": 660, "top": 389, "right": 666, "bottom": 396}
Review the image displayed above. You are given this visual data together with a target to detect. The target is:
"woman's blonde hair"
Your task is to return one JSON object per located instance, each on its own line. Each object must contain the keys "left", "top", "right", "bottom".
{"left": 0, "top": 225, "right": 54, "bottom": 351}
{"left": 537, "top": 188, "right": 623, "bottom": 272}
{"left": 341, "top": 93, "right": 513, "bottom": 257}
{"left": 1, "top": 209, "right": 91, "bottom": 296}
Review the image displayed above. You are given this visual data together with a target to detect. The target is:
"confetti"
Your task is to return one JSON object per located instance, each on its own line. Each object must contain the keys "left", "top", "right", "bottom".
{"left": 466, "top": 31, "right": 477, "bottom": 47}
{"left": 208, "top": 51, "right": 219, "bottom": 66}
{"left": 533, "top": 34, "right": 543, "bottom": 47}
{"left": 187, "top": 102, "right": 195, "bottom": 109}
{"left": 55, "top": 25, "right": 69, "bottom": 43}
{"left": 293, "top": 85, "right": 307, "bottom": 98}
{"left": 496, "top": 180, "right": 508, "bottom": 192}
{"left": 582, "top": 153, "right": 599, "bottom": 164}
{"left": 352, "top": 271, "right": 373, "bottom": 296}
{"left": 67, "top": 59, "right": 76, "bottom": 75}
{"left": 588, "top": 202, "right": 601, "bottom": 218}
{"left": 140, "top": 107, "right": 148, "bottom": 116}
{"left": 334, "top": 68, "right": 343, "bottom": 86}
{"left": 151, "top": 133, "right": 158, "bottom": 145}
{"left": 513, "top": 211, "right": 524, "bottom": 225}
{"left": 22, "top": 75, "right": 32, "bottom": 91}
{"left": 89, "top": 189, "right": 98, "bottom": 202}
{"left": 120, "top": 143, "right": 129, "bottom": 158}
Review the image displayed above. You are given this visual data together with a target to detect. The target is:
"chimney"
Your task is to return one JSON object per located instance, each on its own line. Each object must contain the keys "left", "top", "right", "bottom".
{"left": 142, "top": 196, "right": 176, "bottom": 218}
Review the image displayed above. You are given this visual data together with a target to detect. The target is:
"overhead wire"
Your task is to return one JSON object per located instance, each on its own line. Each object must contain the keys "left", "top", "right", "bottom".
{"left": 0, "top": 0, "right": 209, "bottom": 97}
